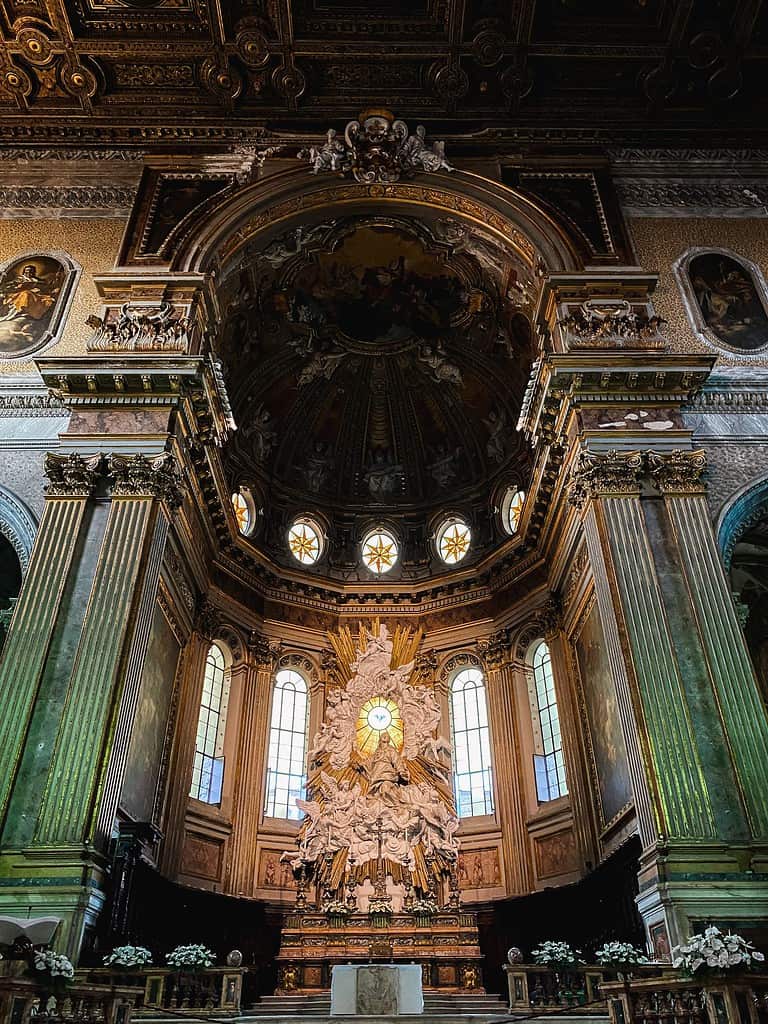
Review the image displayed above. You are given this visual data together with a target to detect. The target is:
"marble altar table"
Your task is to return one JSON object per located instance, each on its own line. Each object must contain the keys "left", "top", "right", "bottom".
{"left": 330, "top": 964, "right": 423, "bottom": 1015}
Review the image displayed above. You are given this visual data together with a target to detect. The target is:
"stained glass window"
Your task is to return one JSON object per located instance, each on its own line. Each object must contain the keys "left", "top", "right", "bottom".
{"left": 190, "top": 643, "right": 229, "bottom": 804}
{"left": 437, "top": 518, "right": 471, "bottom": 564}
{"left": 265, "top": 668, "right": 309, "bottom": 819}
{"left": 288, "top": 518, "right": 323, "bottom": 565}
{"left": 502, "top": 488, "right": 525, "bottom": 535}
{"left": 531, "top": 641, "right": 568, "bottom": 802}
{"left": 232, "top": 490, "right": 252, "bottom": 535}
{"left": 356, "top": 695, "right": 403, "bottom": 756}
{"left": 362, "top": 528, "right": 398, "bottom": 574}
{"left": 450, "top": 666, "right": 494, "bottom": 818}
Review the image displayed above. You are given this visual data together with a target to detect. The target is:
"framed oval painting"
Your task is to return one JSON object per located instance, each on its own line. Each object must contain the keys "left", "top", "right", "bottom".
{"left": 675, "top": 247, "right": 768, "bottom": 355}
{"left": 0, "top": 253, "right": 79, "bottom": 360}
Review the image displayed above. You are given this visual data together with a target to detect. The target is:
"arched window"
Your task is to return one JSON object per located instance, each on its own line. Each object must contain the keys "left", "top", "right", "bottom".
{"left": 265, "top": 668, "right": 309, "bottom": 819}
{"left": 450, "top": 666, "right": 494, "bottom": 817}
{"left": 190, "top": 642, "right": 230, "bottom": 804}
{"left": 531, "top": 641, "right": 568, "bottom": 802}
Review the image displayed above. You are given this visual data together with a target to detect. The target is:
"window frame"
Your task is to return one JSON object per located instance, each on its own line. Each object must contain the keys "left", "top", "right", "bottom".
{"left": 529, "top": 640, "right": 568, "bottom": 803}
{"left": 189, "top": 641, "right": 231, "bottom": 805}
{"left": 264, "top": 665, "right": 310, "bottom": 821}
{"left": 448, "top": 664, "right": 495, "bottom": 820}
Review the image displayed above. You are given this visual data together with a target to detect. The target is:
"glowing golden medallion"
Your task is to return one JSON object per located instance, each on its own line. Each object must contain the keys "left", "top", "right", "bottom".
{"left": 356, "top": 695, "right": 403, "bottom": 756}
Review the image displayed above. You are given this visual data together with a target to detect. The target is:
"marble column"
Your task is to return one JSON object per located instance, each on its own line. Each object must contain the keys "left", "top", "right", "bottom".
{"left": 1, "top": 453, "right": 184, "bottom": 956}
{"left": 481, "top": 633, "right": 533, "bottom": 895}
{"left": 0, "top": 453, "right": 101, "bottom": 824}
{"left": 227, "top": 635, "right": 279, "bottom": 896}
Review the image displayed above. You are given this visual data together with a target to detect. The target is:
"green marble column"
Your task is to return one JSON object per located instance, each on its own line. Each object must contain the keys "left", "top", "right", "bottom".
{"left": 0, "top": 453, "right": 101, "bottom": 824}
{"left": 649, "top": 450, "right": 768, "bottom": 839}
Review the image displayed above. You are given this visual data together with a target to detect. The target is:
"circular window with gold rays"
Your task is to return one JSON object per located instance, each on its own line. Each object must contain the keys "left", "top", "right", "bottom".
{"left": 288, "top": 517, "right": 324, "bottom": 565}
{"left": 361, "top": 528, "right": 399, "bottom": 574}
{"left": 436, "top": 517, "right": 471, "bottom": 565}
{"left": 357, "top": 696, "right": 403, "bottom": 757}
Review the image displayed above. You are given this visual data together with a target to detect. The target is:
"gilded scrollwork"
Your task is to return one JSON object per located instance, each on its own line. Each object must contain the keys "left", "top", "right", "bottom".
{"left": 569, "top": 449, "right": 644, "bottom": 508}
{"left": 108, "top": 452, "right": 185, "bottom": 509}
{"left": 647, "top": 449, "right": 707, "bottom": 494}
{"left": 44, "top": 452, "right": 103, "bottom": 497}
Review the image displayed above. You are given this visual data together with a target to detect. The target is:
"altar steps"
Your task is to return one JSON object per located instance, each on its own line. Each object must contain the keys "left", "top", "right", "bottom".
{"left": 240, "top": 992, "right": 511, "bottom": 1016}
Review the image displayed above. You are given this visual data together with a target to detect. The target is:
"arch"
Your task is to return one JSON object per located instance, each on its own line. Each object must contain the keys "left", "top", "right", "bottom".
{"left": 264, "top": 662, "right": 310, "bottom": 820}
{"left": 165, "top": 166, "right": 584, "bottom": 277}
{"left": 0, "top": 484, "right": 38, "bottom": 577}
{"left": 448, "top": 660, "right": 494, "bottom": 818}
{"left": 716, "top": 471, "right": 768, "bottom": 570}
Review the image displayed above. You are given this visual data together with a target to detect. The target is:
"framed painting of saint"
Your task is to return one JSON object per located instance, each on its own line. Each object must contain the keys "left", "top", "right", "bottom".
{"left": 675, "top": 247, "right": 768, "bottom": 355}
{"left": 0, "top": 252, "right": 80, "bottom": 360}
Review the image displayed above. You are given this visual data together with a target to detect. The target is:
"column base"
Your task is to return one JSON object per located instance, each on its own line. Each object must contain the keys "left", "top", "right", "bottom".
{"left": 635, "top": 840, "right": 768, "bottom": 953}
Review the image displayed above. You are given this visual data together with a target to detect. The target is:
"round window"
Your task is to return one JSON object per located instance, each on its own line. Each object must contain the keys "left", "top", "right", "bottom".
{"left": 288, "top": 518, "right": 324, "bottom": 565}
{"left": 501, "top": 488, "right": 525, "bottom": 536}
{"left": 361, "top": 528, "right": 399, "bottom": 574}
{"left": 436, "top": 518, "right": 471, "bottom": 564}
{"left": 232, "top": 490, "right": 254, "bottom": 536}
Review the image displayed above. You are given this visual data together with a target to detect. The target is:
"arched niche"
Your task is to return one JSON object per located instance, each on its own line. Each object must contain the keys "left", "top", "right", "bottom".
{"left": 0, "top": 484, "right": 38, "bottom": 578}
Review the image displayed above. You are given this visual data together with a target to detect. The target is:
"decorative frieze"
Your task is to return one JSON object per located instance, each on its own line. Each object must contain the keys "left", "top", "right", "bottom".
{"left": 108, "top": 452, "right": 185, "bottom": 510}
{"left": 558, "top": 301, "right": 667, "bottom": 349}
{"left": 0, "top": 185, "right": 136, "bottom": 212}
{"left": 615, "top": 180, "right": 768, "bottom": 211}
{"left": 86, "top": 303, "right": 192, "bottom": 353}
{"left": 569, "top": 450, "right": 644, "bottom": 508}
{"left": 44, "top": 452, "right": 102, "bottom": 497}
{"left": 647, "top": 450, "right": 707, "bottom": 494}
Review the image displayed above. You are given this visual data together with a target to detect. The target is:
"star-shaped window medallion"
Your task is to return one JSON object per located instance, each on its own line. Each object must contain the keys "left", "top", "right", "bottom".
{"left": 288, "top": 520, "right": 322, "bottom": 564}
{"left": 362, "top": 529, "right": 398, "bottom": 574}
{"left": 437, "top": 519, "right": 471, "bottom": 564}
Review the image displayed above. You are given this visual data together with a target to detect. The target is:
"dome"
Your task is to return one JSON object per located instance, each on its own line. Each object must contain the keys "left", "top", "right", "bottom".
{"left": 216, "top": 212, "right": 535, "bottom": 578}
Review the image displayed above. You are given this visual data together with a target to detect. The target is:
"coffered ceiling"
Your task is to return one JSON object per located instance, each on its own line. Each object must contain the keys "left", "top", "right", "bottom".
{"left": 0, "top": 0, "right": 766, "bottom": 147}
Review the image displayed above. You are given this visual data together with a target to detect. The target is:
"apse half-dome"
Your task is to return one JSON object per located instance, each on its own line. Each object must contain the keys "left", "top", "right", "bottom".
{"left": 215, "top": 212, "right": 536, "bottom": 578}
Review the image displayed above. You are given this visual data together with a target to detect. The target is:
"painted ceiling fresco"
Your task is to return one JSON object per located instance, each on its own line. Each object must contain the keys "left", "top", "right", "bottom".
{"left": 216, "top": 215, "right": 534, "bottom": 533}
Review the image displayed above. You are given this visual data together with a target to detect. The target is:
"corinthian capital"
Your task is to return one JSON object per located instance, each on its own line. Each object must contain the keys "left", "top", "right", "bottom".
{"left": 478, "top": 628, "right": 512, "bottom": 667}
{"left": 248, "top": 631, "right": 280, "bottom": 667}
{"left": 569, "top": 449, "right": 644, "bottom": 508}
{"left": 44, "top": 452, "right": 103, "bottom": 497}
{"left": 647, "top": 449, "right": 707, "bottom": 495}
{"left": 108, "top": 452, "right": 185, "bottom": 510}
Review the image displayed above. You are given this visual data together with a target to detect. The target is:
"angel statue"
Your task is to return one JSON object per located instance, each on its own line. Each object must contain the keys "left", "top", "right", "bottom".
{"left": 401, "top": 125, "right": 454, "bottom": 174}
{"left": 305, "top": 129, "right": 346, "bottom": 174}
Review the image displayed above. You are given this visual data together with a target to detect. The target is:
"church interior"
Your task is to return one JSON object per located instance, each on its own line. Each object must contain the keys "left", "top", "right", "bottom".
{"left": 1, "top": 0, "right": 768, "bottom": 1019}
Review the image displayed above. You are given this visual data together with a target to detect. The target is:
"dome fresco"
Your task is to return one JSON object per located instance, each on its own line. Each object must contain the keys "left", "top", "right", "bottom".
{"left": 215, "top": 213, "right": 535, "bottom": 577}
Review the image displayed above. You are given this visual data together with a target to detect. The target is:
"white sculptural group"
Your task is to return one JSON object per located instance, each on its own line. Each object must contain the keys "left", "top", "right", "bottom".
{"left": 284, "top": 625, "right": 459, "bottom": 879}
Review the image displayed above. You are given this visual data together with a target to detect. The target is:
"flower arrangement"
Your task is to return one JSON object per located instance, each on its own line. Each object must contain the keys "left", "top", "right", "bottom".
{"left": 322, "top": 900, "right": 351, "bottom": 917}
{"left": 103, "top": 945, "right": 153, "bottom": 968}
{"left": 32, "top": 950, "right": 75, "bottom": 981}
{"left": 595, "top": 942, "right": 650, "bottom": 968}
{"left": 165, "top": 944, "right": 215, "bottom": 971}
{"left": 410, "top": 898, "right": 439, "bottom": 916}
{"left": 531, "top": 941, "right": 584, "bottom": 968}
{"left": 672, "top": 926, "right": 765, "bottom": 975}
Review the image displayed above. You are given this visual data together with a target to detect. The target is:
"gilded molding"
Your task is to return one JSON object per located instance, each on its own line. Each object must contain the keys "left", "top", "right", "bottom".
{"left": 569, "top": 450, "right": 644, "bottom": 508}
{"left": 0, "top": 185, "right": 136, "bottom": 211}
{"left": 44, "top": 452, "right": 102, "bottom": 497}
{"left": 108, "top": 452, "right": 185, "bottom": 510}
{"left": 647, "top": 449, "right": 707, "bottom": 495}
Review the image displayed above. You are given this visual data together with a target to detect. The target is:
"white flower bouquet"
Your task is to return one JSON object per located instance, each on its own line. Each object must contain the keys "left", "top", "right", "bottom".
{"left": 410, "top": 898, "right": 439, "bottom": 916}
{"left": 322, "top": 900, "right": 351, "bottom": 916}
{"left": 531, "top": 941, "right": 584, "bottom": 968}
{"left": 672, "top": 926, "right": 765, "bottom": 975}
{"left": 595, "top": 942, "right": 650, "bottom": 968}
{"left": 33, "top": 950, "right": 75, "bottom": 981}
{"left": 103, "top": 945, "right": 153, "bottom": 968}
{"left": 165, "top": 944, "right": 215, "bottom": 971}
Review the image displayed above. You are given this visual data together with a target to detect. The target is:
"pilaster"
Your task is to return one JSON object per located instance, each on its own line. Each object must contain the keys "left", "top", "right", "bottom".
{"left": 480, "top": 632, "right": 533, "bottom": 895}
{"left": 227, "top": 634, "right": 279, "bottom": 895}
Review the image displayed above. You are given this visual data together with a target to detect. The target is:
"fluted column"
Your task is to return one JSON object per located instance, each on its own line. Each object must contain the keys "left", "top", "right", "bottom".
{"left": 227, "top": 634, "right": 279, "bottom": 895}
{"left": 571, "top": 450, "right": 717, "bottom": 848}
{"left": 0, "top": 453, "right": 100, "bottom": 824}
{"left": 649, "top": 451, "right": 768, "bottom": 839}
{"left": 34, "top": 454, "right": 184, "bottom": 850}
{"left": 480, "top": 632, "right": 533, "bottom": 895}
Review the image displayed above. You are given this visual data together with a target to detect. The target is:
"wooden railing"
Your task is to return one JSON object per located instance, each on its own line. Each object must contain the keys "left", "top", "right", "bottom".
{"left": 0, "top": 969, "right": 137, "bottom": 1024}
{"left": 601, "top": 972, "right": 768, "bottom": 1024}
{"left": 88, "top": 967, "right": 247, "bottom": 1016}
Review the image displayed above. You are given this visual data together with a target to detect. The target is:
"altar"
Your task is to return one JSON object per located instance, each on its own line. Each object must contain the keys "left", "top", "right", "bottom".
{"left": 331, "top": 964, "right": 423, "bottom": 1015}
{"left": 275, "top": 624, "right": 484, "bottom": 996}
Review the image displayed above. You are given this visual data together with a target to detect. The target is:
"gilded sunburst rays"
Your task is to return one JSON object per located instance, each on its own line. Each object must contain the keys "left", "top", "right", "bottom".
{"left": 356, "top": 695, "right": 403, "bottom": 757}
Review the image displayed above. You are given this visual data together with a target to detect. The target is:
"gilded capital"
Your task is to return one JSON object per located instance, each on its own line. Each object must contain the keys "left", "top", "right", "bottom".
{"left": 478, "top": 628, "right": 512, "bottom": 667}
{"left": 539, "top": 595, "right": 562, "bottom": 639}
{"left": 415, "top": 649, "right": 439, "bottom": 679}
{"left": 647, "top": 449, "right": 707, "bottom": 495}
{"left": 194, "top": 596, "right": 221, "bottom": 641}
{"left": 569, "top": 449, "right": 644, "bottom": 508}
{"left": 108, "top": 452, "right": 185, "bottom": 510}
{"left": 248, "top": 631, "right": 280, "bottom": 667}
{"left": 44, "top": 452, "right": 103, "bottom": 497}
